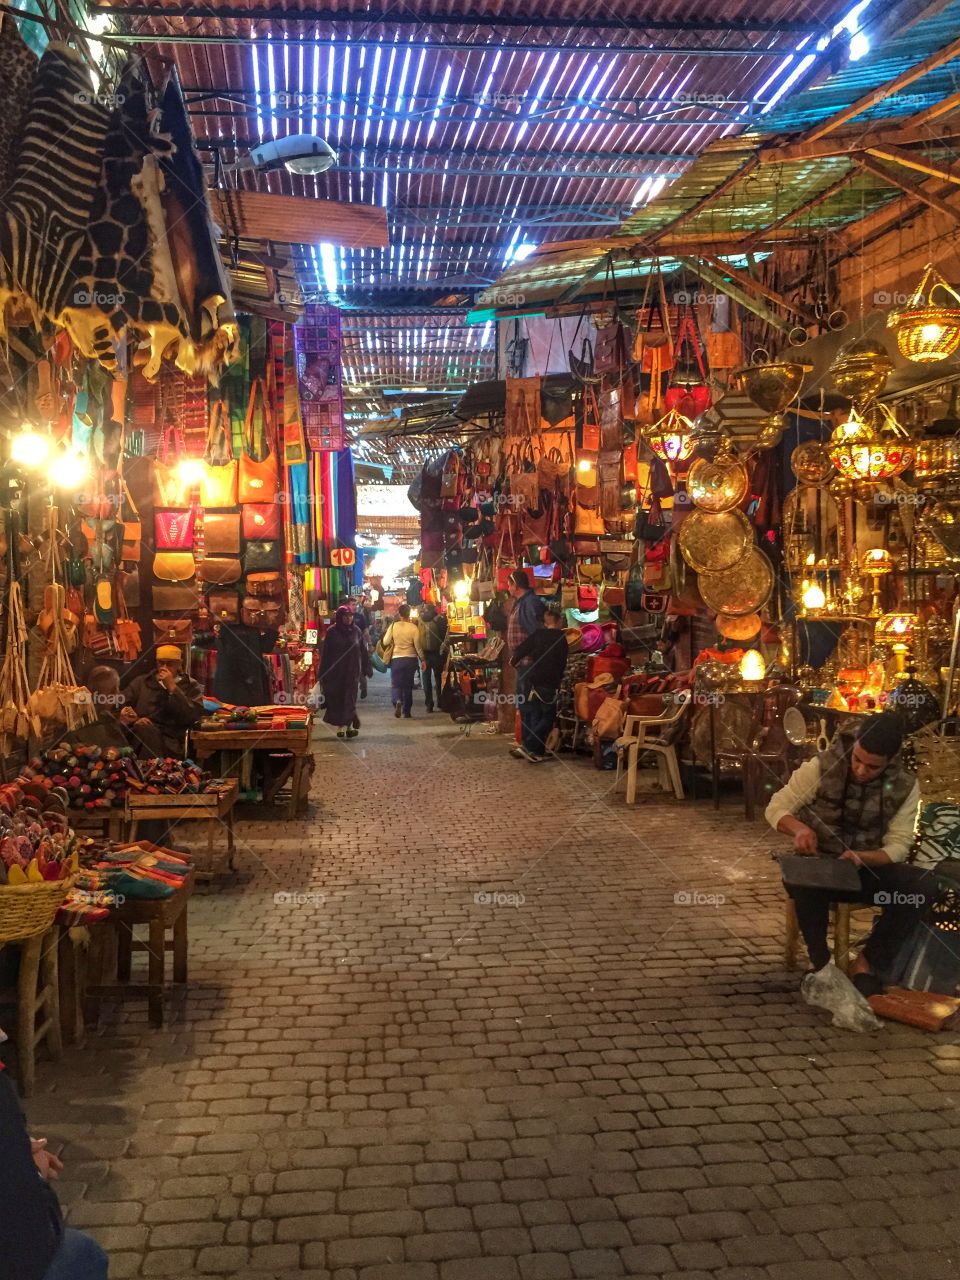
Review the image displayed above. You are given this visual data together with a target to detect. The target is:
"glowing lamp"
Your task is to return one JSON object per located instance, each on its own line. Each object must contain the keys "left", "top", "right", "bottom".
{"left": 887, "top": 263, "right": 960, "bottom": 363}
{"left": 802, "top": 582, "right": 826, "bottom": 612}
{"left": 453, "top": 579, "right": 470, "bottom": 601}
{"left": 50, "top": 448, "right": 91, "bottom": 491}
{"left": 11, "top": 425, "right": 50, "bottom": 468}
{"left": 177, "top": 458, "right": 205, "bottom": 488}
{"left": 740, "top": 649, "right": 766, "bottom": 682}
{"left": 643, "top": 407, "right": 695, "bottom": 466}
{"left": 828, "top": 403, "right": 914, "bottom": 482}
{"left": 577, "top": 457, "right": 593, "bottom": 473}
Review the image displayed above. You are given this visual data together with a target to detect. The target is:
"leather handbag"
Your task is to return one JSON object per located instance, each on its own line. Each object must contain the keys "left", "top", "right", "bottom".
{"left": 242, "top": 596, "right": 284, "bottom": 626}
{"left": 198, "top": 557, "right": 242, "bottom": 585}
{"left": 153, "top": 551, "right": 196, "bottom": 582}
{"left": 203, "top": 511, "right": 241, "bottom": 555}
{"left": 243, "top": 540, "right": 281, "bottom": 573}
{"left": 239, "top": 378, "right": 279, "bottom": 503}
{"left": 246, "top": 571, "right": 284, "bottom": 598}
{"left": 153, "top": 425, "right": 192, "bottom": 508}
{"left": 153, "top": 617, "right": 194, "bottom": 645}
{"left": 575, "top": 503, "right": 606, "bottom": 535}
{"left": 200, "top": 399, "right": 239, "bottom": 508}
{"left": 208, "top": 590, "right": 240, "bottom": 623}
{"left": 155, "top": 508, "right": 196, "bottom": 551}
{"left": 242, "top": 503, "right": 282, "bottom": 540}
{"left": 121, "top": 481, "right": 141, "bottom": 562}
{"left": 152, "top": 582, "right": 198, "bottom": 612}
{"left": 578, "top": 583, "right": 600, "bottom": 611}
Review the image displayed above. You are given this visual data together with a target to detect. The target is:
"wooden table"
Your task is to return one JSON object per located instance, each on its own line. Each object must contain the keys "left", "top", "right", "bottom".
{"left": 191, "top": 721, "right": 312, "bottom": 818}
{"left": 124, "top": 779, "right": 238, "bottom": 881}
{"left": 85, "top": 869, "right": 194, "bottom": 1028}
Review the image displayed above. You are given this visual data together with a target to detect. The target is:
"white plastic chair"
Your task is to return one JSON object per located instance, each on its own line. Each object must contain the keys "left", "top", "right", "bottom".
{"left": 615, "top": 690, "right": 692, "bottom": 804}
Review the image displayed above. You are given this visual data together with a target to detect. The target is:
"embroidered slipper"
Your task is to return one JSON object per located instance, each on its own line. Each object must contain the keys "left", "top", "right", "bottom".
{"left": 94, "top": 573, "right": 116, "bottom": 626}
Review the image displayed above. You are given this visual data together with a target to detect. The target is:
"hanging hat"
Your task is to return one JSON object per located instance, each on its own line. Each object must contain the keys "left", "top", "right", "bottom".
{"left": 587, "top": 672, "right": 616, "bottom": 690}
{"left": 564, "top": 627, "right": 583, "bottom": 653}
{"left": 156, "top": 645, "right": 182, "bottom": 660}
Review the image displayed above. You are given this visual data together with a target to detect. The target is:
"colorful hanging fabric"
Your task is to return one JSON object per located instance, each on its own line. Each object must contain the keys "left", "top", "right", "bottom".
{"left": 294, "top": 303, "right": 345, "bottom": 451}
{"left": 312, "top": 448, "right": 357, "bottom": 565}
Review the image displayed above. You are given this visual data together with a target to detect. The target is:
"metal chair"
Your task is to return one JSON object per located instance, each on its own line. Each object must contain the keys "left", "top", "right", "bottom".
{"left": 615, "top": 691, "right": 692, "bottom": 804}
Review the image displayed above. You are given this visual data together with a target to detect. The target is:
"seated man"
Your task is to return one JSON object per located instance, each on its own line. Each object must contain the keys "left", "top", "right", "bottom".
{"left": 0, "top": 1054, "right": 108, "bottom": 1279}
{"left": 68, "top": 665, "right": 166, "bottom": 758}
{"left": 766, "top": 712, "right": 931, "bottom": 1018}
{"left": 122, "top": 646, "right": 203, "bottom": 758}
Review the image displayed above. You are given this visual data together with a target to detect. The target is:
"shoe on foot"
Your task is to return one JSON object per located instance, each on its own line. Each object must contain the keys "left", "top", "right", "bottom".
{"left": 336, "top": 728, "right": 347, "bottom": 738}
{"left": 526, "top": 753, "right": 547, "bottom": 763}
{"left": 801, "top": 961, "right": 884, "bottom": 1032}
{"left": 394, "top": 702, "right": 402, "bottom": 718}
{"left": 403, "top": 712, "right": 412, "bottom": 719}
{"left": 509, "top": 746, "right": 525, "bottom": 759}
{"left": 346, "top": 727, "right": 359, "bottom": 738}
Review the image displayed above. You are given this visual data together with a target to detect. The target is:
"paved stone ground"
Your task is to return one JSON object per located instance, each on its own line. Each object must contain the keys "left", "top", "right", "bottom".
{"left": 27, "top": 672, "right": 960, "bottom": 1279}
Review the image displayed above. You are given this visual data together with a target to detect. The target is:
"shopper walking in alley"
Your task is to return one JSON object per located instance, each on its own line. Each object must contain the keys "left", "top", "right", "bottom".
{"left": 317, "top": 605, "right": 371, "bottom": 738}
{"left": 510, "top": 606, "right": 568, "bottom": 761}
{"left": 502, "top": 568, "right": 545, "bottom": 737}
{"left": 384, "top": 603, "right": 424, "bottom": 718}
{"left": 418, "top": 603, "right": 447, "bottom": 713}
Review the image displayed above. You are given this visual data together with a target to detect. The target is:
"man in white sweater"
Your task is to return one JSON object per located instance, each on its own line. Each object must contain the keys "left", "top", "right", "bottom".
{"left": 766, "top": 713, "right": 931, "bottom": 1016}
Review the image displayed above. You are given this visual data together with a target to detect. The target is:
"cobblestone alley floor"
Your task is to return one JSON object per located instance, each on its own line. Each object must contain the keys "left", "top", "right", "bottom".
{"left": 28, "top": 672, "right": 960, "bottom": 1280}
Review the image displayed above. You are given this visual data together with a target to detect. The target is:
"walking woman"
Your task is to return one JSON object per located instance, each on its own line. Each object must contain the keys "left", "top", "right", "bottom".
{"left": 385, "top": 604, "right": 424, "bottom": 718}
{"left": 318, "top": 606, "right": 372, "bottom": 738}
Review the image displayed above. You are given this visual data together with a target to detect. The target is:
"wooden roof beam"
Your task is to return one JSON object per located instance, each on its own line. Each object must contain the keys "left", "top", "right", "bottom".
{"left": 794, "top": 32, "right": 960, "bottom": 145}
{"left": 675, "top": 257, "right": 792, "bottom": 333}
{"left": 646, "top": 157, "right": 759, "bottom": 244}
{"left": 864, "top": 144, "right": 960, "bottom": 187}
{"left": 857, "top": 155, "right": 960, "bottom": 223}
{"left": 700, "top": 253, "right": 815, "bottom": 324}
{"left": 740, "top": 168, "right": 862, "bottom": 248}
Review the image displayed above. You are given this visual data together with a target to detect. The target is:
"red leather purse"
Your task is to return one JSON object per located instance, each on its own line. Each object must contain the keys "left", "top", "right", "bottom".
{"left": 155, "top": 508, "right": 196, "bottom": 551}
{"left": 242, "top": 503, "right": 282, "bottom": 540}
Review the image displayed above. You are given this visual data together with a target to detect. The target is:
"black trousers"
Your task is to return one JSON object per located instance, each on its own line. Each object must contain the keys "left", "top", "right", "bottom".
{"left": 422, "top": 653, "right": 444, "bottom": 709}
{"left": 787, "top": 861, "right": 935, "bottom": 973}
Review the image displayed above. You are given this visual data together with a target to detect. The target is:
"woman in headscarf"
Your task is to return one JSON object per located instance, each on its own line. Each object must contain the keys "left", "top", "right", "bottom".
{"left": 317, "top": 606, "right": 372, "bottom": 738}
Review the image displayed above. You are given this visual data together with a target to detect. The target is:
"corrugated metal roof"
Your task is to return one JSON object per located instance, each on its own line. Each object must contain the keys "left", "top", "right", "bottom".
{"left": 94, "top": 0, "right": 866, "bottom": 404}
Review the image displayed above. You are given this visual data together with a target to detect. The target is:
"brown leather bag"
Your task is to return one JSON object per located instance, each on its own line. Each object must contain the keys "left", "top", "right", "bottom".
{"left": 153, "top": 617, "right": 194, "bottom": 646}
{"left": 239, "top": 378, "right": 279, "bottom": 503}
{"left": 200, "top": 400, "right": 239, "bottom": 508}
{"left": 153, "top": 551, "right": 196, "bottom": 582}
{"left": 151, "top": 582, "right": 198, "bottom": 612}
{"left": 198, "top": 557, "right": 242, "bottom": 585}
{"left": 203, "top": 512, "right": 242, "bottom": 555}
{"left": 245, "top": 571, "right": 284, "bottom": 598}
{"left": 208, "top": 590, "right": 240, "bottom": 623}
{"left": 242, "top": 596, "right": 284, "bottom": 626}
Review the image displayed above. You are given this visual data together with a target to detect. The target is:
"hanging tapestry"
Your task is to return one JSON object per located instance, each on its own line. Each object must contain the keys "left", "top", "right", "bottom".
{"left": 295, "top": 304, "right": 345, "bottom": 451}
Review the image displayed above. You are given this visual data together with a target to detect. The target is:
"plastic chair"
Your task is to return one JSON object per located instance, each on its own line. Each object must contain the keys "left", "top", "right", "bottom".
{"left": 616, "top": 691, "right": 692, "bottom": 803}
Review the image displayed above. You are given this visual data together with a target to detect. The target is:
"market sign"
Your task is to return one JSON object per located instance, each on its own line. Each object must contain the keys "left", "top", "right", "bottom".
{"left": 356, "top": 484, "right": 418, "bottom": 518}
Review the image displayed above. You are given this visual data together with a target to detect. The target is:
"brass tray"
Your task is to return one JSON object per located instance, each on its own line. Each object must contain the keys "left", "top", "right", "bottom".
{"left": 687, "top": 454, "right": 749, "bottom": 513}
{"left": 678, "top": 507, "right": 753, "bottom": 573}
{"left": 699, "top": 548, "right": 775, "bottom": 616}
{"left": 716, "top": 611, "right": 762, "bottom": 641}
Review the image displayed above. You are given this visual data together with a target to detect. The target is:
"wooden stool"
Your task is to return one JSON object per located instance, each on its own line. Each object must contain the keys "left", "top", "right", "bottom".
{"left": 86, "top": 873, "right": 193, "bottom": 1028}
{"left": 0, "top": 928, "right": 62, "bottom": 1094}
{"left": 785, "top": 900, "right": 856, "bottom": 973}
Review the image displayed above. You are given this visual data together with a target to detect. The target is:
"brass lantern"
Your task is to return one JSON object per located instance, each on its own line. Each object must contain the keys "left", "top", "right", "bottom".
{"left": 888, "top": 264, "right": 960, "bottom": 363}
{"left": 643, "top": 407, "right": 695, "bottom": 466}
{"left": 828, "top": 402, "right": 914, "bottom": 483}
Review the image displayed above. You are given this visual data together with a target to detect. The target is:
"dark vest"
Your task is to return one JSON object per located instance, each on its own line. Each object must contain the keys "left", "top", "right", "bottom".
{"left": 799, "top": 731, "right": 915, "bottom": 855}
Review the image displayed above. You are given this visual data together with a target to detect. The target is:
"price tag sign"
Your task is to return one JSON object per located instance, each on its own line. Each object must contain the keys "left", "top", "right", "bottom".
{"left": 305, "top": 627, "right": 319, "bottom": 646}
{"left": 331, "top": 547, "right": 356, "bottom": 567}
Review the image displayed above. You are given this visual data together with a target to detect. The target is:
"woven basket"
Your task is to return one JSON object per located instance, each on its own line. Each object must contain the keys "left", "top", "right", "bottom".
{"left": 0, "top": 878, "right": 72, "bottom": 944}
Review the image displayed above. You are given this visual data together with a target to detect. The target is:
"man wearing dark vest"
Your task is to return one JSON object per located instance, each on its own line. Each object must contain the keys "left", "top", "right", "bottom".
{"left": 766, "top": 713, "right": 928, "bottom": 1016}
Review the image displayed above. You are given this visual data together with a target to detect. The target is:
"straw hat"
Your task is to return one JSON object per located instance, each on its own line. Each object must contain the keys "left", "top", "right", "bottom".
{"left": 564, "top": 626, "right": 583, "bottom": 653}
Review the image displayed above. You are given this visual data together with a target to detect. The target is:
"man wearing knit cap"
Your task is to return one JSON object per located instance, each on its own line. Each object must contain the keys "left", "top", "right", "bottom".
{"left": 122, "top": 646, "right": 204, "bottom": 758}
{"left": 767, "top": 712, "right": 930, "bottom": 1026}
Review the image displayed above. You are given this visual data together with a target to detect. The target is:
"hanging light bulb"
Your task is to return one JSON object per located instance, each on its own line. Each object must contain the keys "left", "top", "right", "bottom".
{"left": 739, "top": 649, "right": 766, "bottom": 682}
{"left": 177, "top": 458, "right": 205, "bottom": 488}
{"left": 10, "top": 424, "right": 50, "bottom": 468}
{"left": 803, "top": 582, "right": 826, "bottom": 611}
{"left": 453, "top": 578, "right": 470, "bottom": 601}
{"left": 50, "top": 448, "right": 91, "bottom": 491}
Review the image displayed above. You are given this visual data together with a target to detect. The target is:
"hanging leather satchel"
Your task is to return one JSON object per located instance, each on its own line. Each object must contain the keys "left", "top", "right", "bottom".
{"left": 242, "top": 596, "right": 285, "bottom": 627}
{"left": 153, "top": 424, "right": 192, "bottom": 508}
{"left": 242, "top": 502, "right": 283, "bottom": 541}
{"left": 246, "top": 571, "right": 284, "bottom": 598}
{"left": 155, "top": 508, "right": 197, "bottom": 551}
{"left": 152, "top": 582, "right": 198, "bottom": 612}
{"left": 153, "top": 617, "right": 194, "bottom": 645}
{"left": 153, "top": 551, "right": 197, "bottom": 582}
{"left": 198, "top": 557, "right": 242, "bottom": 585}
{"left": 664, "top": 309, "right": 712, "bottom": 418}
{"left": 239, "top": 378, "right": 280, "bottom": 503}
{"left": 243, "top": 540, "right": 282, "bottom": 573}
{"left": 207, "top": 589, "right": 240, "bottom": 623}
{"left": 200, "top": 399, "right": 239, "bottom": 508}
{"left": 121, "top": 481, "right": 141, "bottom": 562}
{"left": 203, "top": 511, "right": 242, "bottom": 555}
